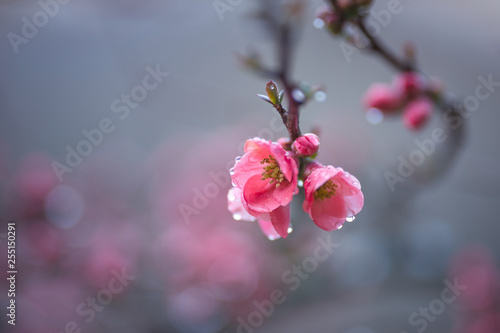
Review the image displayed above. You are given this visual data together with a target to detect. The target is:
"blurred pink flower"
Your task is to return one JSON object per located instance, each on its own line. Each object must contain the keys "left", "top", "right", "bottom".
{"left": 403, "top": 97, "right": 434, "bottom": 130}
{"left": 362, "top": 83, "right": 401, "bottom": 113}
{"left": 450, "top": 246, "right": 499, "bottom": 312}
{"left": 10, "top": 152, "right": 58, "bottom": 219}
{"left": 20, "top": 222, "right": 66, "bottom": 266}
{"left": 303, "top": 162, "right": 364, "bottom": 231}
{"left": 292, "top": 133, "right": 320, "bottom": 157}
{"left": 155, "top": 223, "right": 285, "bottom": 323}
{"left": 457, "top": 313, "right": 500, "bottom": 333}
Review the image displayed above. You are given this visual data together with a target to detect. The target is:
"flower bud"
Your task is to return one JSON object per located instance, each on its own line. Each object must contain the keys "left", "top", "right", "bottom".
{"left": 292, "top": 133, "right": 320, "bottom": 157}
{"left": 403, "top": 97, "right": 433, "bottom": 130}
{"left": 266, "top": 80, "right": 280, "bottom": 105}
{"left": 393, "top": 72, "right": 424, "bottom": 99}
{"left": 362, "top": 83, "right": 401, "bottom": 113}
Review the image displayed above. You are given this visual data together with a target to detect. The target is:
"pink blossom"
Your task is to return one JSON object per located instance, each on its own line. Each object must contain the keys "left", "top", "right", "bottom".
{"left": 230, "top": 138, "right": 298, "bottom": 239}
{"left": 231, "top": 138, "right": 298, "bottom": 211}
{"left": 257, "top": 219, "right": 282, "bottom": 241}
{"left": 362, "top": 83, "right": 401, "bottom": 113}
{"left": 403, "top": 97, "right": 433, "bottom": 130}
{"left": 303, "top": 163, "right": 364, "bottom": 231}
{"left": 292, "top": 133, "right": 320, "bottom": 157}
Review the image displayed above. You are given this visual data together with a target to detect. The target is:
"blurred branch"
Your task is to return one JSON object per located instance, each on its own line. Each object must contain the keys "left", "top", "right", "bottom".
{"left": 327, "top": 0, "right": 464, "bottom": 123}
{"left": 240, "top": 0, "right": 305, "bottom": 142}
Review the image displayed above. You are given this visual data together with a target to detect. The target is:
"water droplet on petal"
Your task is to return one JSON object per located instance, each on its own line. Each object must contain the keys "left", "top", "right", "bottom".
{"left": 227, "top": 191, "right": 236, "bottom": 202}
{"left": 337, "top": 224, "right": 343, "bottom": 229}
{"left": 233, "top": 213, "right": 242, "bottom": 221}
{"left": 267, "top": 235, "right": 277, "bottom": 241}
{"left": 292, "top": 89, "right": 306, "bottom": 103}
{"left": 287, "top": 225, "right": 293, "bottom": 234}
{"left": 231, "top": 181, "right": 236, "bottom": 187}
{"left": 298, "top": 180, "right": 304, "bottom": 187}
{"left": 314, "top": 91, "right": 327, "bottom": 102}
{"left": 313, "top": 18, "right": 324, "bottom": 29}
{"left": 346, "top": 216, "right": 356, "bottom": 222}
{"left": 229, "top": 168, "right": 235, "bottom": 175}
{"left": 235, "top": 156, "right": 241, "bottom": 163}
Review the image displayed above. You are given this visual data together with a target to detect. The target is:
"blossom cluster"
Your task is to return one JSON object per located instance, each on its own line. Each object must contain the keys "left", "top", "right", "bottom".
{"left": 362, "top": 72, "right": 442, "bottom": 130}
{"left": 227, "top": 135, "right": 364, "bottom": 240}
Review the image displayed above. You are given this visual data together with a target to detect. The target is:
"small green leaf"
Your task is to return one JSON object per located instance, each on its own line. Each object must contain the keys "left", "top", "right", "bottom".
{"left": 266, "top": 80, "right": 279, "bottom": 105}
{"left": 257, "top": 94, "right": 274, "bottom": 105}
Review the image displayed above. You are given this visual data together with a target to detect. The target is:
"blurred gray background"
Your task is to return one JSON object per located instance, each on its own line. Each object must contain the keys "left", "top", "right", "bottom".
{"left": 1, "top": 0, "right": 500, "bottom": 332}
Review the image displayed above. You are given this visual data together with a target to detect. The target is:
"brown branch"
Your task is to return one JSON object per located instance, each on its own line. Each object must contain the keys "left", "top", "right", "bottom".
{"left": 276, "top": 21, "right": 301, "bottom": 142}
{"left": 356, "top": 17, "right": 414, "bottom": 72}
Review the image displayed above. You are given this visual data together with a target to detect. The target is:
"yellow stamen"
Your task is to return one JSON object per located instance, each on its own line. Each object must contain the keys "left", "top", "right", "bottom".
{"left": 260, "top": 155, "right": 285, "bottom": 187}
{"left": 314, "top": 179, "right": 338, "bottom": 200}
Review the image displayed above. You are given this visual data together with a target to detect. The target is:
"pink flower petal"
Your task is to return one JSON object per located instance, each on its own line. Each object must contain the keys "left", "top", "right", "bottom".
{"left": 269, "top": 205, "right": 290, "bottom": 239}
{"left": 227, "top": 188, "right": 256, "bottom": 222}
{"left": 243, "top": 175, "right": 282, "bottom": 213}
{"left": 257, "top": 219, "right": 281, "bottom": 241}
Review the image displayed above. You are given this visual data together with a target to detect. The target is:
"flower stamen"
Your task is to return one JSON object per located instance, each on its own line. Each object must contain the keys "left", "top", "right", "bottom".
{"left": 314, "top": 179, "right": 338, "bottom": 200}
{"left": 260, "top": 155, "right": 285, "bottom": 187}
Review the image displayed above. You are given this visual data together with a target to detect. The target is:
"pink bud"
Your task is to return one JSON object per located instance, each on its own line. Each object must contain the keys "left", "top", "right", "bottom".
{"left": 403, "top": 98, "right": 433, "bottom": 130}
{"left": 393, "top": 72, "right": 424, "bottom": 98}
{"left": 292, "top": 133, "right": 320, "bottom": 157}
{"left": 362, "top": 83, "right": 401, "bottom": 113}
